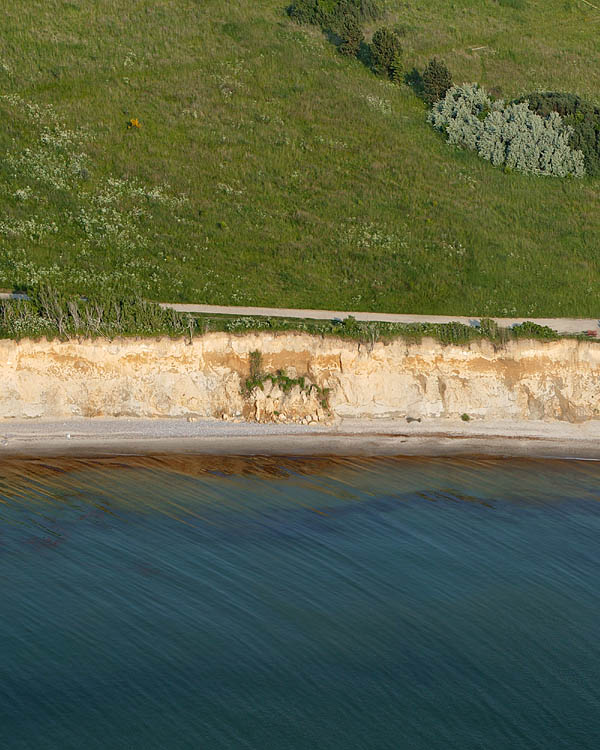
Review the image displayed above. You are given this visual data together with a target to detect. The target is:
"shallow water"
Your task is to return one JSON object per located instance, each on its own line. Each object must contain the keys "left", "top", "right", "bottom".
{"left": 1, "top": 455, "right": 600, "bottom": 749}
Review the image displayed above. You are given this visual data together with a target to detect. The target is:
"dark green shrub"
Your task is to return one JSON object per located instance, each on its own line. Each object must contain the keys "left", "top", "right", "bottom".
{"left": 422, "top": 58, "right": 452, "bottom": 105}
{"left": 517, "top": 92, "right": 600, "bottom": 176}
{"left": 288, "top": 0, "right": 380, "bottom": 27}
{"left": 389, "top": 54, "right": 403, "bottom": 83}
{"left": 338, "top": 33, "right": 363, "bottom": 56}
{"left": 287, "top": 0, "right": 334, "bottom": 25}
{"left": 370, "top": 28, "right": 402, "bottom": 79}
{"left": 336, "top": 4, "right": 364, "bottom": 56}
{"left": 510, "top": 321, "right": 559, "bottom": 340}
{"left": 518, "top": 92, "right": 582, "bottom": 118}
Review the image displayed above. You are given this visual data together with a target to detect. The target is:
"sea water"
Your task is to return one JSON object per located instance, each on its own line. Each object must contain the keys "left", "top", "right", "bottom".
{"left": 1, "top": 455, "right": 599, "bottom": 749}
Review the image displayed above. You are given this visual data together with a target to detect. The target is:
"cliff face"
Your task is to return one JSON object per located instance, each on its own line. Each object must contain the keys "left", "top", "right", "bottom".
{"left": 1, "top": 333, "right": 599, "bottom": 423}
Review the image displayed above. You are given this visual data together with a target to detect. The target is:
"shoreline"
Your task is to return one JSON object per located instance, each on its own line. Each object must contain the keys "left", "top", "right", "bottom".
{"left": 1, "top": 417, "right": 599, "bottom": 460}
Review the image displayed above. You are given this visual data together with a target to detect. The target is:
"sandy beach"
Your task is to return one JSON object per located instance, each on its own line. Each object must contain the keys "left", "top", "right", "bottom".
{"left": 0, "top": 416, "right": 599, "bottom": 460}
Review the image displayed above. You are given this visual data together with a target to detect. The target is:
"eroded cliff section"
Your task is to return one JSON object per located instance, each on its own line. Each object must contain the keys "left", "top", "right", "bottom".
{"left": 1, "top": 333, "right": 599, "bottom": 423}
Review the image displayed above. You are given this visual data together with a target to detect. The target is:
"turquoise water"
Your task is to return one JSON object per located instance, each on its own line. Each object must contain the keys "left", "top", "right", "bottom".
{"left": 2, "top": 455, "right": 600, "bottom": 749}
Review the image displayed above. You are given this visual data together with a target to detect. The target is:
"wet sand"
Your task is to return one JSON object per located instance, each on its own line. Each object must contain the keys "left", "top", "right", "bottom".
{"left": 0, "top": 417, "right": 598, "bottom": 459}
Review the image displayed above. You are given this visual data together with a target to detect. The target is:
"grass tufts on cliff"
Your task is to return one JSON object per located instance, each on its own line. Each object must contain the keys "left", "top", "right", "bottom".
{"left": 1, "top": 1, "right": 600, "bottom": 316}
{"left": 0, "top": 289, "right": 197, "bottom": 341}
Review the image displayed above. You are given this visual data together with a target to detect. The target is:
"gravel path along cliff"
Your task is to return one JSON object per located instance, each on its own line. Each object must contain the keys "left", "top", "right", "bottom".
{"left": 160, "top": 303, "right": 600, "bottom": 336}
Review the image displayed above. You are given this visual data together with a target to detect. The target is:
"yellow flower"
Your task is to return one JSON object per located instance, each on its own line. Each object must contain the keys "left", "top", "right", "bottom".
{"left": 127, "top": 117, "right": 141, "bottom": 129}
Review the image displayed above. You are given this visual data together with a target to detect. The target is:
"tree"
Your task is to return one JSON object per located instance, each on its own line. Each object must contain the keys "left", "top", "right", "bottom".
{"left": 422, "top": 58, "right": 452, "bottom": 105}
{"left": 335, "top": 2, "right": 364, "bottom": 56}
{"left": 370, "top": 28, "right": 402, "bottom": 79}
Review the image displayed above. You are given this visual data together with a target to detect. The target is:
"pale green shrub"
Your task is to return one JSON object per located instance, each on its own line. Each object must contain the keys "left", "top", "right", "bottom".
{"left": 429, "top": 84, "right": 494, "bottom": 151}
{"left": 429, "top": 84, "right": 585, "bottom": 177}
{"left": 479, "top": 105, "right": 584, "bottom": 177}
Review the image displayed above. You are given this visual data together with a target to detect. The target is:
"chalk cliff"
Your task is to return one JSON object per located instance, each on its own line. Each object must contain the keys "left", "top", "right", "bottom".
{"left": 0, "top": 333, "right": 599, "bottom": 423}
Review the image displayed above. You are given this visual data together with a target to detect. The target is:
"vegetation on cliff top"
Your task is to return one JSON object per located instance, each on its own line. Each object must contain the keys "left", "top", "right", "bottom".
{"left": 1, "top": 1, "right": 600, "bottom": 316}
{"left": 0, "top": 289, "right": 567, "bottom": 346}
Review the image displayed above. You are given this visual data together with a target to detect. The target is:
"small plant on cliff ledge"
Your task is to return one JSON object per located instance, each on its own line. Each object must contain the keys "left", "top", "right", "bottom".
{"left": 249, "top": 350, "right": 263, "bottom": 379}
{"left": 243, "top": 353, "right": 330, "bottom": 410}
{"left": 461, "top": 413, "right": 471, "bottom": 422}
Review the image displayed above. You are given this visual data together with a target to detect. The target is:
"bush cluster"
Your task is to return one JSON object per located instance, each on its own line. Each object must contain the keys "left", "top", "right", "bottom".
{"left": 429, "top": 84, "right": 585, "bottom": 177}
{"left": 287, "top": 0, "right": 379, "bottom": 28}
{"left": 288, "top": 0, "right": 450, "bottom": 93}
{"left": 516, "top": 92, "right": 600, "bottom": 177}
{"left": 289, "top": 1, "right": 396, "bottom": 70}
{"left": 290, "top": 6, "right": 598, "bottom": 185}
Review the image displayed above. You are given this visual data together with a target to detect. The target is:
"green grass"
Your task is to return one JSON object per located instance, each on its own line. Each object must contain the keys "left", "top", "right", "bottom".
{"left": 1, "top": 0, "right": 599, "bottom": 316}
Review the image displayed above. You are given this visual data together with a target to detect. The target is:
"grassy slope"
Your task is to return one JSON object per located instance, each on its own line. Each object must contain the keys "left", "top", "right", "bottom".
{"left": 0, "top": 0, "right": 599, "bottom": 316}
